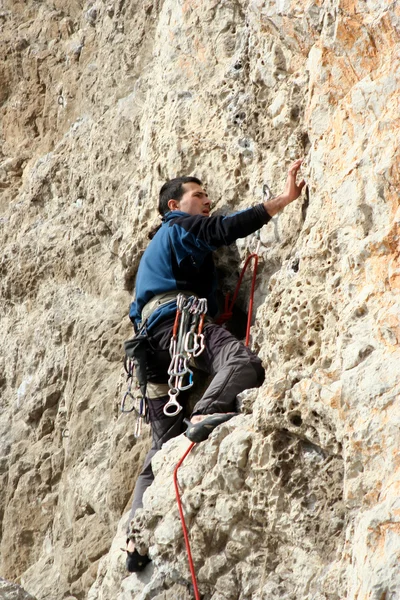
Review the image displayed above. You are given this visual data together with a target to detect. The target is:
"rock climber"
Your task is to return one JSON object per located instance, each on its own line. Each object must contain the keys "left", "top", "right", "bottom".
{"left": 124, "top": 159, "right": 305, "bottom": 572}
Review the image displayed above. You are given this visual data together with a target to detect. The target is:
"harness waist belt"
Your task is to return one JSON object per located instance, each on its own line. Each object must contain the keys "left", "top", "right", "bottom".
{"left": 146, "top": 382, "right": 170, "bottom": 399}
{"left": 141, "top": 290, "right": 198, "bottom": 324}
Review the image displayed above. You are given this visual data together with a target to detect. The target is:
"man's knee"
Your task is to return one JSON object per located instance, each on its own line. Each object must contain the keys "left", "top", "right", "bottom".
{"left": 245, "top": 353, "right": 265, "bottom": 388}
{"left": 252, "top": 356, "right": 265, "bottom": 387}
{"left": 225, "top": 339, "right": 265, "bottom": 388}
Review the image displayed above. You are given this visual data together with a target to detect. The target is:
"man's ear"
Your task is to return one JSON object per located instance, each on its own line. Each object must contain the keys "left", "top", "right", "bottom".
{"left": 167, "top": 199, "right": 180, "bottom": 211}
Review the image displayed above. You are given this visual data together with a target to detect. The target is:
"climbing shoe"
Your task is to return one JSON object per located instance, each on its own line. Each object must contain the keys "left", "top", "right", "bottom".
{"left": 185, "top": 413, "right": 238, "bottom": 443}
{"left": 125, "top": 547, "right": 151, "bottom": 573}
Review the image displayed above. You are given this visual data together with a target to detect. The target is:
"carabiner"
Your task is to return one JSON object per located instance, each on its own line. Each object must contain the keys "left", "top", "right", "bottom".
{"left": 124, "top": 356, "right": 135, "bottom": 377}
{"left": 134, "top": 416, "right": 143, "bottom": 438}
{"left": 263, "top": 183, "right": 273, "bottom": 201}
{"left": 168, "top": 353, "right": 188, "bottom": 377}
{"left": 121, "top": 391, "right": 138, "bottom": 414}
{"left": 169, "top": 336, "right": 177, "bottom": 359}
{"left": 192, "top": 333, "right": 205, "bottom": 357}
{"left": 163, "top": 389, "right": 183, "bottom": 417}
{"left": 177, "top": 293, "right": 186, "bottom": 311}
{"left": 198, "top": 298, "right": 208, "bottom": 315}
{"left": 184, "top": 330, "right": 197, "bottom": 353}
{"left": 177, "top": 367, "right": 194, "bottom": 391}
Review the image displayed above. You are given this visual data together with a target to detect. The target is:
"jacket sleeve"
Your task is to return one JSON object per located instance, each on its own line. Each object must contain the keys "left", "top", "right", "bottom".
{"left": 170, "top": 204, "right": 271, "bottom": 252}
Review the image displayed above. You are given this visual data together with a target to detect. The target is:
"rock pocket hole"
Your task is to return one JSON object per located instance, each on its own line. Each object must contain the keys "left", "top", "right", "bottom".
{"left": 301, "top": 186, "right": 310, "bottom": 221}
{"left": 301, "top": 132, "right": 311, "bottom": 152}
{"left": 290, "top": 106, "right": 300, "bottom": 121}
{"left": 291, "top": 258, "right": 300, "bottom": 273}
{"left": 289, "top": 413, "right": 303, "bottom": 427}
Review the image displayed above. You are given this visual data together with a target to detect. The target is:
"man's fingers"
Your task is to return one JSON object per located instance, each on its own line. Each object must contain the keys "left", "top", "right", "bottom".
{"left": 291, "top": 158, "right": 303, "bottom": 167}
{"left": 288, "top": 159, "right": 303, "bottom": 176}
{"left": 298, "top": 179, "right": 306, "bottom": 190}
{"left": 283, "top": 159, "right": 305, "bottom": 201}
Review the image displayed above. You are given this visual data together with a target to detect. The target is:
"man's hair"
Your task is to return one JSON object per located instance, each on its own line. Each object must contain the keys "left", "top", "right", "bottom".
{"left": 158, "top": 176, "right": 202, "bottom": 216}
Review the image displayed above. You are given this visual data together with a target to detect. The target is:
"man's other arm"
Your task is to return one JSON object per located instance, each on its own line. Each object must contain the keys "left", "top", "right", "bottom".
{"left": 171, "top": 158, "right": 305, "bottom": 249}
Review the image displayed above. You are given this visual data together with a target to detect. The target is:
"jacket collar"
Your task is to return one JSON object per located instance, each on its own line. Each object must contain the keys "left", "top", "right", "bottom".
{"left": 163, "top": 210, "right": 189, "bottom": 222}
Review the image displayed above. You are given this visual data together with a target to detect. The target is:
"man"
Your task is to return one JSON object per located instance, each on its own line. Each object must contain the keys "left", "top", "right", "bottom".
{"left": 125, "top": 159, "right": 305, "bottom": 571}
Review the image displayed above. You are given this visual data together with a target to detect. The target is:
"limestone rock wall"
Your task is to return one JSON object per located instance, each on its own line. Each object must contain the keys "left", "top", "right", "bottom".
{"left": 0, "top": 1, "right": 399, "bottom": 599}
{"left": 0, "top": 578, "right": 37, "bottom": 600}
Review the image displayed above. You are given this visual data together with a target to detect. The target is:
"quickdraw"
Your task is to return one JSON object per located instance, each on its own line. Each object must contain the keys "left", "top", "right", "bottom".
{"left": 164, "top": 294, "right": 208, "bottom": 417}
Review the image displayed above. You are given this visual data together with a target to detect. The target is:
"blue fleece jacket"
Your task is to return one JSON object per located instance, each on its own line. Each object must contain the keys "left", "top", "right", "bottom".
{"left": 129, "top": 204, "right": 271, "bottom": 331}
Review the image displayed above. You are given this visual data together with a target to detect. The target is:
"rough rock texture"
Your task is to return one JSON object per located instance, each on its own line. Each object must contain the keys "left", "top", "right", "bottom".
{"left": 0, "top": 578, "right": 37, "bottom": 600}
{"left": 0, "top": 1, "right": 399, "bottom": 600}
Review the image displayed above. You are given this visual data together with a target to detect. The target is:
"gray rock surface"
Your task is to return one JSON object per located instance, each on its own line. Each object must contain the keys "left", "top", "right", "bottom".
{"left": 0, "top": 1, "right": 399, "bottom": 599}
{"left": 0, "top": 578, "right": 37, "bottom": 600}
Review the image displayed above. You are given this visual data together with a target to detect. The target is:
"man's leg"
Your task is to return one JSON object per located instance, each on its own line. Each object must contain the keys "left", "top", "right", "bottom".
{"left": 191, "top": 322, "right": 265, "bottom": 417}
{"left": 125, "top": 394, "right": 186, "bottom": 571}
{"left": 126, "top": 395, "right": 185, "bottom": 529}
{"left": 126, "top": 316, "right": 178, "bottom": 525}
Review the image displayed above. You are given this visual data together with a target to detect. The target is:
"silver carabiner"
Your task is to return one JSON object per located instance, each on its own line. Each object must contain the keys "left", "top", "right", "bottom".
{"left": 198, "top": 298, "right": 208, "bottom": 314}
{"left": 263, "top": 183, "right": 272, "bottom": 201}
{"left": 184, "top": 330, "right": 197, "bottom": 353}
{"left": 169, "top": 336, "right": 177, "bottom": 359}
{"left": 134, "top": 417, "right": 143, "bottom": 438}
{"left": 177, "top": 293, "right": 186, "bottom": 311}
{"left": 168, "top": 353, "right": 188, "bottom": 376}
{"left": 192, "top": 333, "right": 205, "bottom": 357}
{"left": 177, "top": 364, "right": 194, "bottom": 391}
{"left": 167, "top": 355, "right": 176, "bottom": 376}
{"left": 163, "top": 389, "right": 183, "bottom": 417}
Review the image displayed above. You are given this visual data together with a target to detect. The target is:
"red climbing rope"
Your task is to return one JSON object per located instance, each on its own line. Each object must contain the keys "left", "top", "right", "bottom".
{"left": 217, "top": 251, "right": 259, "bottom": 347}
{"left": 244, "top": 253, "right": 258, "bottom": 347}
{"left": 173, "top": 441, "right": 201, "bottom": 600}
{"left": 174, "top": 242, "right": 260, "bottom": 597}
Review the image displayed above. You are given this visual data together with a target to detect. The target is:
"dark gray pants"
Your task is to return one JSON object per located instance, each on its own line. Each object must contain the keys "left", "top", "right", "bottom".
{"left": 126, "top": 319, "right": 264, "bottom": 532}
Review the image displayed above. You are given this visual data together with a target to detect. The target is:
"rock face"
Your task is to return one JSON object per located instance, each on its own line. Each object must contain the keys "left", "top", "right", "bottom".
{"left": 0, "top": 579, "right": 37, "bottom": 600}
{"left": 0, "top": 1, "right": 399, "bottom": 600}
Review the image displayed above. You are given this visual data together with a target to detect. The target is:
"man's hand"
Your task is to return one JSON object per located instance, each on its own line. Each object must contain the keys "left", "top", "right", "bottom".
{"left": 264, "top": 159, "right": 306, "bottom": 217}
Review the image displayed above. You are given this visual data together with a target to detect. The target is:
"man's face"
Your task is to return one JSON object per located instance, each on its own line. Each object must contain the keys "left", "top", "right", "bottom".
{"left": 173, "top": 182, "right": 211, "bottom": 217}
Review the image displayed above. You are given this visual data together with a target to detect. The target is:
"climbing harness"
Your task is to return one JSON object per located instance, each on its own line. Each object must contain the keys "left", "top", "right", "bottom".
{"left": 165, "top": 294, "right": 208, "bottom": 417}
{"left": 121, "top": 294, "right": 208, "bottom": 429}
